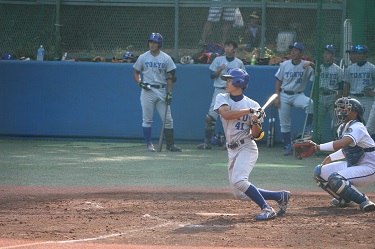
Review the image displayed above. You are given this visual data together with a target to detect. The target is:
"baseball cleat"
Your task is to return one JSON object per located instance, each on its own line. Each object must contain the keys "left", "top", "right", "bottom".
{"left": 255, "top": 207, "right": 276, "bottom": 221}
{"left": 331, "top": 198, "right": 351, "bottom": 208}
{"left": 277, "top": 191, "right": 290, "bottom": 216}
{"left": 147, "top": 143, "right": 155, "bottom": 152}
{"left": 197, "top": 143, "right": 212, "bottom": 150}
{"left": 283, "top": 144, "right": 293, "bottom": 156}
{"left": 167, "top": 144, "right": 182, "bottom": 152}
{"left": 360, "top": 198, "right": 375, "bottom": 212}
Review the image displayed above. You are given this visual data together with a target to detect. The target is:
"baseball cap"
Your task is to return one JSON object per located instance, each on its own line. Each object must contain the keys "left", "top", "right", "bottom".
{"left": 0, "top": 52, "right": 14, "bottom": 60}
{"left": 354, "top": 45, "right": 368, "bottom": 53}
{"left": 323, "top": 45, "right": 335, "bottom": 54}
{"left": 250, "top": 11, "right": 259, "bottom": 19}
{"left": 289, "top": 42, "right": 304, "bottom": 52}
{"left": 345, "top": 45, "right": 356, "bottom": 53}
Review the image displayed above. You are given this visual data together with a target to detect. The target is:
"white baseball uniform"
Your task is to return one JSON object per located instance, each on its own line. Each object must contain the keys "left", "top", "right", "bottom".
{"left": 317, "top": 63, "right": 344, "bottom": 139}
{"left": 320, "top": 121, "right": 375, "bottom": 187}
{"left": 344, "top": 61, "right": 375, "bottom": 123}
{"left": 366, "top": 102, "right": 375, "bottom": 135}
{"left": 214, "top": 93, "right": 261, "bottom": 199}
{"left": 133, "top": 50, "right": 176, "bottom": 128}
{"left": 275, "top": 59, "right": 314, "bottom": 133}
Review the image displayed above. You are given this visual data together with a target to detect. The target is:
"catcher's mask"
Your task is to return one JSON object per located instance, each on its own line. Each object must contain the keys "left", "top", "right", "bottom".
{"left": 221, "top": 68, "right": 250, "bottom": 89}
{"left": 334, "top": 97, "right": 365, "bottom": 126}
{"left": 148, "top": 33, "right": 163, "bottom": 48}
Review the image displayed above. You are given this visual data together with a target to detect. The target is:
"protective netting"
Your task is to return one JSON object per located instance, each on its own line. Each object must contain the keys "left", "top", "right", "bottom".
{"left": 0, "top": 0, "right": 374, "bottom": 143}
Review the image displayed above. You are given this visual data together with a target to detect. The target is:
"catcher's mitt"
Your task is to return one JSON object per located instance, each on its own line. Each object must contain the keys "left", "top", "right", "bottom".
{"left": 293, "top": 140, "right": 317, "bottom": 160}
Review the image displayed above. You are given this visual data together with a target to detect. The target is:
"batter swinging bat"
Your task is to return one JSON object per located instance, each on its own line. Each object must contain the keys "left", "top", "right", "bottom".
{"left": 157, "top": 104, "right": 168, "bottom": 152}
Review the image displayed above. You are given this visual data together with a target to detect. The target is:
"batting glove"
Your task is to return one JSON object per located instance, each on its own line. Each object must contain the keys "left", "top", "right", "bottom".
{"left": 138, "top": 82, "right": 151, "bottom": 91}
{"left": 165, "top": 92, "right": 172, "bottom": 105}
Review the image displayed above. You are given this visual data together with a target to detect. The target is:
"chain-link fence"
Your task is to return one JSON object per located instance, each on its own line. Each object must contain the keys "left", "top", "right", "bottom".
{"left": 1, "top": 0, "right": 375, "bottom": 143}
{"left": 0, "top": 0, "right": 347, "bottom": 62}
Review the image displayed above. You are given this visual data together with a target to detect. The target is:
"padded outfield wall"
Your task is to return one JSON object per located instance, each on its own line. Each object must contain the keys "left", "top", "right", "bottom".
{"left": 0, "top": 61, "right": 310, "bottom": 143}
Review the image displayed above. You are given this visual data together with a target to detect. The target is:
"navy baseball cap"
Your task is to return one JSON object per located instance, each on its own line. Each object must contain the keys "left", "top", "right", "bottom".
{"left": 0, "top": 52, "right": 14, "bottom": 60}
{"left": 289, "top": 42, "right": 304, "bottom": 51}
{"left": 354, "top": 45, "right": 368, "bottom": 53}
{"left": 345, "top": 45, "right": 356, "bottom": 53}
{"left": 323, "top": 45, "right": 335, "bottom": 54}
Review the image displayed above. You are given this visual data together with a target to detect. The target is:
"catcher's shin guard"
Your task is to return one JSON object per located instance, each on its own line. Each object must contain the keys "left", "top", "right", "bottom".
{"left": 204, "top": 128, "right": 214, "bottom": 145}
{"left": 327, "top": 173, "right": 367, "bottom": 205}
{"left": 313, "top": 165, "right": 341, "bottom": 200}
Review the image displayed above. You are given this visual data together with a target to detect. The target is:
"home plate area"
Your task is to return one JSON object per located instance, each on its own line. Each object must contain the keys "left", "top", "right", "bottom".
{"left": 0, "top": 190, "right": 374, "bottom": 249}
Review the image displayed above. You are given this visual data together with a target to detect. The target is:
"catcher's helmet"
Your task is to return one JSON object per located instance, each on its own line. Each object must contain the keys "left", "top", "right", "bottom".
{"left": 334, "top": 97, "right": 365, "bottom": 125}
{"left": 123, "top": 51, "right": 134, "bottom": 60}
{"left": 221, "top": 68, "right": 250, "bottom": 89}
{"left": 148, "top": 33, "right": 163, "bottom": 48}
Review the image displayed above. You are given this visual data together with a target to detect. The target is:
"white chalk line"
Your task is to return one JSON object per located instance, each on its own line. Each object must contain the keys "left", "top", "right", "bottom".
{"left": 0, "top": 213, "right": 234, "bottom": 249}
{"left": 0, "top": 214, "right": 174, "bottom": 249}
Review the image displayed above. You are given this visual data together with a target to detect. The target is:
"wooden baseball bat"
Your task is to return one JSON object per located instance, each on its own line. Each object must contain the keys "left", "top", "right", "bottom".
{"left": 157, "top": 104, "right": 168, "bottom": 152}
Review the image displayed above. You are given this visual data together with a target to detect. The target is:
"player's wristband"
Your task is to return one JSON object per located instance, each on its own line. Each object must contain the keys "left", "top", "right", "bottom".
{"left": 329, "top": 149, "right": 345, "bottom": 161}
{"left": 319, "top": 141, "right": 334, "bottom": 151}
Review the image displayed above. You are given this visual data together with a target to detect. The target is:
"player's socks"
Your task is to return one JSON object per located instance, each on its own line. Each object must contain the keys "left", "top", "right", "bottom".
{"left": 257, "top": 188, "right": 282, "bottom": 201}
{"left": 143, "top": 127, "right": 152, "bottom": 144}
{"left": 282, "top": 132, "right": 291, "bottom": 147}
{"left": 244, "top": 184, "right": 270, "bottom": 209}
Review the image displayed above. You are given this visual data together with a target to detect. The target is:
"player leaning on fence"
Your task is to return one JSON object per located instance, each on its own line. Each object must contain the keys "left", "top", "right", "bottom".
{"left": 274, "top": 42, "right": 315, "bottom": 156}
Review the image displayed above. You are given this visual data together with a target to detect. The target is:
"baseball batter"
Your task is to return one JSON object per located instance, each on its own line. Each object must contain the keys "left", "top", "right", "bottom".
{"left": 214, "top": 68, "right": 290, "bottom": 221}
{"left": 343, "top": 45, "right": 375, "bottom": 124}
{"left": 133, "top": 33, "right": 182, "bottom": 152}
{"left": 316, "top": 45, "right": 344, "bottom": 142}
{"left": 313, "top": 97, "right": 375, "bottom": 211}
{"left": 274, "top": 42, "right": 315, "bottom": 156}
{"left": 198, "top": 40, "right": 245, "bottom": 149}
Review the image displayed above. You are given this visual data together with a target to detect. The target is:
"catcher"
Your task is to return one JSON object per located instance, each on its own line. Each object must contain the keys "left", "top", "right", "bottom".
{"left": 295, "top": 97, "right": 375, "bottom": 211}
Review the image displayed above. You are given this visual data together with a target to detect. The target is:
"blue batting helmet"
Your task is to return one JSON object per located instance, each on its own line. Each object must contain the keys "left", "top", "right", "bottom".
{"left": 148, "top": 33, "right": 163, "bottom": 48}
{"left": 221, "top": 68, "right": 250, "bottom": 89}
{"left": 123, "top": 51, "right": 134, "bottom": 60}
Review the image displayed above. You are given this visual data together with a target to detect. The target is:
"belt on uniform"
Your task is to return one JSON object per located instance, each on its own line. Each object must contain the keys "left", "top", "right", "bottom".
{"left": 227, "top": 139, "right": 245, "bottom": 149}
{"left": 218, "top": 87, "right": 226, "bottom": 90}
{"left": 364, "top": 147, "right": 375, "bottom": 152}
{"left": 281, "top": 89, "right": 302, "bottom": 95}
{"left": 320, "top": 89, "right": 337, "bottom": 96}
{"left": 149, "top": 84, "right": 165, "bottom": 89}
{"left": 351, "top": 93, "right": 365, "bottom": 97}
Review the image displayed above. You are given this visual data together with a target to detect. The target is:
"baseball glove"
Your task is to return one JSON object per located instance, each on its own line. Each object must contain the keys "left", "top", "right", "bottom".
{"left": 293, "top": 140, "right": 317, "bottom": 160}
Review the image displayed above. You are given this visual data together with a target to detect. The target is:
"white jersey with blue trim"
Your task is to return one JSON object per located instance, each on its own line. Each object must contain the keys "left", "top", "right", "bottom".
{"left": 133, "top": 50, "right": 176, "bottom": 85}
{"left": 209, "top": 56, "right": 245, "bottom": 88}
{"left": 319, "top": 63, "right": 344, "bottom": 91}
{"left": 275, "top": 59, "right": 314, "bottom": 92}
{"left": 343, "top": 61, "right": 375, "bottom": 94}
{"left": 214, "top": 93, "right": 261, "bottom": 144}
{"left": 339, "top": 121, "right": 375, "bottom": 167}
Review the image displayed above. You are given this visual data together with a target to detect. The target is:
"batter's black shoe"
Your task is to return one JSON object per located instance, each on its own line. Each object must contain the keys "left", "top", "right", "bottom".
{"left": 277, "top": 191, "right": 290, "bottom": 216}
{"left": 197, "top": 143, "right": 212, "bottom": 149}
{"left": 167, "top": 145, "right": 182, "bottom": 152}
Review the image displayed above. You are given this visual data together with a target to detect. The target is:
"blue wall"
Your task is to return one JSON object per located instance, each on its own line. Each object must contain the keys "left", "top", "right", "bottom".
{"left": 0, "top": 61, "right": 307, "bottom": 142}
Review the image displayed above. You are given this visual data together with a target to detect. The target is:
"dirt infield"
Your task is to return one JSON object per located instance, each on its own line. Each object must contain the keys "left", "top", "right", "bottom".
{"left": 1, "top": 186, "right": 374, "bottom": 249}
